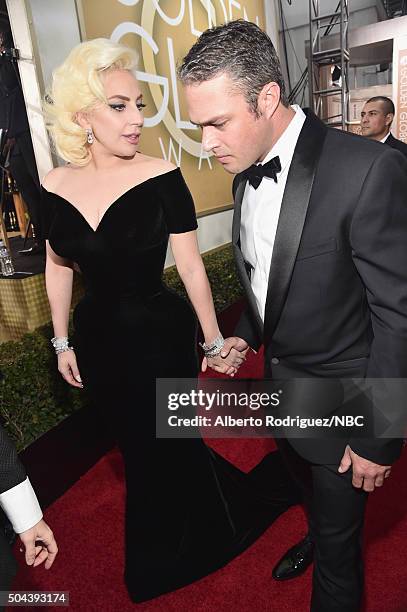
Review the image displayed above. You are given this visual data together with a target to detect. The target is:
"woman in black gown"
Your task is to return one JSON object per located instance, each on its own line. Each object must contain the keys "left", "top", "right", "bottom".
{"left": 39, "top": 39, "right": 293, "bottom": 602}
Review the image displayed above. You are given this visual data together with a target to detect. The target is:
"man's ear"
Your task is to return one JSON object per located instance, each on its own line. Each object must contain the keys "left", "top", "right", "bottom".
{"left": 258, "top": 82, "right": 281, "bottom": 119}
{"left": 385, "top": 113, "right": 394, "bottom": 127}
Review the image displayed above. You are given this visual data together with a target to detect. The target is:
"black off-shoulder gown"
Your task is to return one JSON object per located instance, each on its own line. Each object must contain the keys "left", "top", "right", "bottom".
{"left": 39, "top": 168, "right": 294, "bottom": 603}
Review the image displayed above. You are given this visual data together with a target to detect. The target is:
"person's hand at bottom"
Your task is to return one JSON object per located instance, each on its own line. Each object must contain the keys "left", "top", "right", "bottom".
{"left": 19, "top": 518, "right": 58, "bottom": 569}
{"left": 338, "top": 444, "right": 392, "bottom": 492}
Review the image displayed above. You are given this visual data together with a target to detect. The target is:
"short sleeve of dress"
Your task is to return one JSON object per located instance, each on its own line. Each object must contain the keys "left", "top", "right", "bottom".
{"left": 159, "top": 168, "right": 198, "bottom": 234}
{"left": 37, "top": 186, "right": 56, "bottom": 240}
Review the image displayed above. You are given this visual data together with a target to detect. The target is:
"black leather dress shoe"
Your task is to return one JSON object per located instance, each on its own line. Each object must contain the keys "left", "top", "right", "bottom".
{"left": 272, "top": 535, "right": 314, "bottom": 580}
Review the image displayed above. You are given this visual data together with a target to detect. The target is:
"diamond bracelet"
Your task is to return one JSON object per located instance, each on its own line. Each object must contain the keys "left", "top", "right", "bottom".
{"left": 51, "top": 336, "right": 74, "bottom": 355}
{"left": 199, "top": 334, "right": 225, "bottom": 358}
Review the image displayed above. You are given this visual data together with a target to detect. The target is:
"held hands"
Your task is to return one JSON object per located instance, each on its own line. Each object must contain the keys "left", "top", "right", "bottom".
{"left": 19, "top": 519, "right": 58, "bottom": 569}
{"left": 202, "top": 337, "right": 251, "bottom": 377}
{"left": 338, "top": 444, "right": 392, "bottom": 492}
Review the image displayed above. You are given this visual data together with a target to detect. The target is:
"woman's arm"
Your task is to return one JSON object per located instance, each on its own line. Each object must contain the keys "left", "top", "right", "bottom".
{"left": 170, "top": 231, "right": 244, "bottom": 375}
{"left": 44, "top": 241, "right": 83, "bottom": 387}
{"left": 45, "top": 242, "right": 73, "bottom": 337}
{"left": 170, "top": 231, "right": 219, "bottom": 344}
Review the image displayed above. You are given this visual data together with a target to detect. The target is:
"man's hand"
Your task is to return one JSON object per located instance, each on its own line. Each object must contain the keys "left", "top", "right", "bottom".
{"left": 221, "top": 337, "right": 251, "bottom": 358}
{"left": 338, "top": 444, "right": 392, "bottom": 492}
{"left": 19, "top": 518, "right": 58, "bottom": 569}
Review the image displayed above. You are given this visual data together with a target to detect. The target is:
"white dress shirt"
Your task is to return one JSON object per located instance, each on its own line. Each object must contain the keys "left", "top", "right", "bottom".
{"left": 380, "top": 132, "right": 390, "bottom": 143}
{"left": 240, "top": 105, "right": 306, "bottom": 321}
{"left": 0, "top": 477, "right": 43, "bottom": 533}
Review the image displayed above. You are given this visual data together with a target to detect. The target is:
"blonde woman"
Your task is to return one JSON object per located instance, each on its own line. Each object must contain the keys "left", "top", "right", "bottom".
{"left": 39, "top": 39, "right": 290, "bottom": 602}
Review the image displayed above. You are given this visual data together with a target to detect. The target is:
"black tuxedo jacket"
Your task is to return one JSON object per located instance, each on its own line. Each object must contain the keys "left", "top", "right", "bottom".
{"left": 0, "top": 372, "right": 25, "bottom": 495}
{"left": 385, "top": 133, "right": 407, "bottom": 159}
{"left": 0, "top": 424, "right": 26, "bottom": 495}
{"left": 0, "top": 421, "right": 25, "bottom": 587}
{"left": 232, "top": 110, "right": 407, "bottom": 465}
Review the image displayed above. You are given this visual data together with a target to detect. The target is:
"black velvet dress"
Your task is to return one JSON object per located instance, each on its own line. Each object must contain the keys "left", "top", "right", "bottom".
{"left": 39, "top": 168, "right": 294, "bottom": 602}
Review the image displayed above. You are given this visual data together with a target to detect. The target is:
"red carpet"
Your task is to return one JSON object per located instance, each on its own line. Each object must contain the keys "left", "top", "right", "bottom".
{"left": 10, "top": 302, "right": 407, "bottom": 611}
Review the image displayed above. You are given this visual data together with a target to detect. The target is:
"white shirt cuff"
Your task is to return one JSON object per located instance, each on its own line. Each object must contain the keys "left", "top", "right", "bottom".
{"left": 0, "top": 477, "right": 43, "bottom": 533}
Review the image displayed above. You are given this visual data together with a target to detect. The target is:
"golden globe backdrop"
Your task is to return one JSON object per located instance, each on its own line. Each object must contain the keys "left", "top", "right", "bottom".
{"left": 395, "top": 45, "right": 407, "bottom": 144}
{"left": 78, "top": 0, "right": 266, "bottom": 213}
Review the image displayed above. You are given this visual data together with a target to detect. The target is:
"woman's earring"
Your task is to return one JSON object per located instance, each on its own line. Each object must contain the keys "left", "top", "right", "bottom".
{"left": 86, "top": 128, "right": 94, "bottom": 144}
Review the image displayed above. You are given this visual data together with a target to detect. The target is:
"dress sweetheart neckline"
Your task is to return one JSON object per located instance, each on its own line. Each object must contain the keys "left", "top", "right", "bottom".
{"left": 41, "top": 167, "right": 180, "bottom": 234}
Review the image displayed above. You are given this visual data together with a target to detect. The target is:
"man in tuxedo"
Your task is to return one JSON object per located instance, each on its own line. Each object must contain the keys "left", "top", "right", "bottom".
{"left": 0, "top": 388, "right": 57, "bottom": 592}
{"left": 361, "top": 96, "right": 407, "bottom": 158}
{"left": 179, "top": 20, "right": 407, "bottom": 612}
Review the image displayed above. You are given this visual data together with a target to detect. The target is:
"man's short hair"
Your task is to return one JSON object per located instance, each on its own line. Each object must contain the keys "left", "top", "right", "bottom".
{"left": 177, "top": 19, "right": 288, "bottom": 114}
{"left": 366, "top": 96, "right": 395, "bottom": 116}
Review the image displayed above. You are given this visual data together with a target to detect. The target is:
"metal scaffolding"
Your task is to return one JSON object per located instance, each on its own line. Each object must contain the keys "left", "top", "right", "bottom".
{"left": 308, "top": 0, "right": 350, "bottom": 129}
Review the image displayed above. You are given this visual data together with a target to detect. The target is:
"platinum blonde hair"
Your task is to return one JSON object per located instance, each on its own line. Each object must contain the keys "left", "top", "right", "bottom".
{"left": 44, "top": 38, "right": 138, "bottom": 166}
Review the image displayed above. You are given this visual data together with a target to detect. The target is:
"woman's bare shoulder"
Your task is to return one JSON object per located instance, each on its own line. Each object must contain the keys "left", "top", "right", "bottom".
{"left": 41, "top": 164, "right": 83, "bottom": 192}
{"left": 135, "top": 154, "right": 178, "bottom": 179}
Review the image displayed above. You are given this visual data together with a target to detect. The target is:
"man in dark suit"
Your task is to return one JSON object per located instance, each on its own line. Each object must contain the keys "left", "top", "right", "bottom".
{"left": 0, "top": 373, "right": 57, "bottom": 594}
{"left": 361, "top": 96, "right": 407, "bottom": 158}
{"left": 179, "top": 20, "right": 407, "bottom": 612}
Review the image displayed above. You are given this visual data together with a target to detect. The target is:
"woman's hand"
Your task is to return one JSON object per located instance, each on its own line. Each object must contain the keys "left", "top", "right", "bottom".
{"left": 57, "top": 350, "right": 83, "bottom": 388}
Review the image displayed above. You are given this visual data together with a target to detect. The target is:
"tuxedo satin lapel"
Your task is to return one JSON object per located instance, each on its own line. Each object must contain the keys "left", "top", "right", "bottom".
{"left": 264, "top": 111, "right": 327, "bottom": 346}
{"left": 232, "top": 177, "right": 245, "bottom": 246}
{"left": 232, "top": 176, "right": 264, "bottom": 334}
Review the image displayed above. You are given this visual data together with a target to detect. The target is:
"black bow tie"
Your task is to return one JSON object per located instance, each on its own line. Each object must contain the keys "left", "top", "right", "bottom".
{"left": 243, "top": 156, "right": 282, "bottom": 189}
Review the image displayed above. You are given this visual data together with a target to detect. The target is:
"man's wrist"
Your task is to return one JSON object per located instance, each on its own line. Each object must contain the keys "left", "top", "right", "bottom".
{"left": 0, "top": 477, "right": 43, "bottom": 533}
